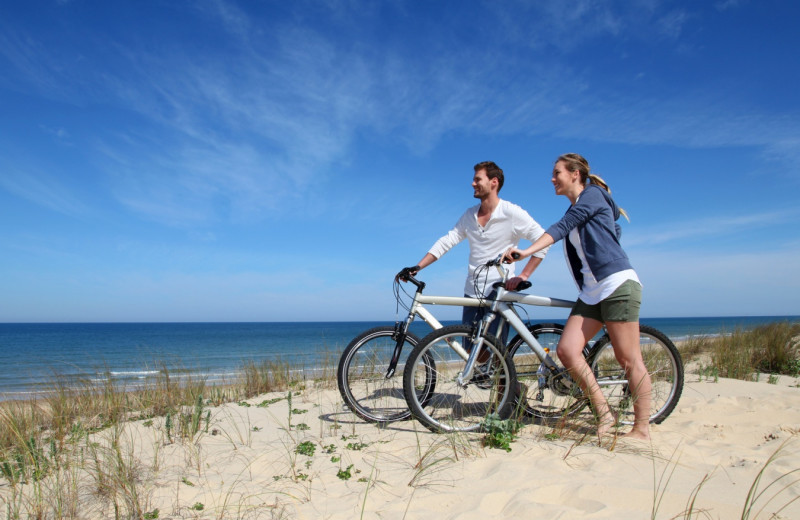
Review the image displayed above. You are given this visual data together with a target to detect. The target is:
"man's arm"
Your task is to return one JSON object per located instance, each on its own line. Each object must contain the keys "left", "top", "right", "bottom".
{"left": 506, "top": 256, "right": 543, "bottom": 290}
{"left": 401, "top": 253, "right": 437, "bottom": 278}
{"left": 403, "top": 209, "right": 470, "bottom": 278}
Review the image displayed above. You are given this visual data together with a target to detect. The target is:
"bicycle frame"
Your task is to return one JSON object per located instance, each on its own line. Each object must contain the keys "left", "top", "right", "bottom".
{"left": 396, "top": 266, "right": 575, "bottom": 384}
{"left": 385, "top": 277, "right": 449, "bottom": 377}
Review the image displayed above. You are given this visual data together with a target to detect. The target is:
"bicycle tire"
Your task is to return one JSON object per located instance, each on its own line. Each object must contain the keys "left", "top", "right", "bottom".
{"left": 587, "top": 325, "right": 683, "bottom": 425}
{"left": 337, "top": 326, "right": 431, "bottom": 423}
{"left": 403, "top": 324, "right": 517, "bottom": 433}
{"left": 507, "top": 323, "right": 587, "bottom": 419}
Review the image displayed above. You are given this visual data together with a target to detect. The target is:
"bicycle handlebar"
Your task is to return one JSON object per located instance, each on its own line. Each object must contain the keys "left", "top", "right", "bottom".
{"left": 483, "top": 252, "right": 531, "bottom": 291}
{"left": 397, "top": 251, "right": 525, "bottom": 293}
{"left": 395, "top": 267, "right": 425, "bottom": 290}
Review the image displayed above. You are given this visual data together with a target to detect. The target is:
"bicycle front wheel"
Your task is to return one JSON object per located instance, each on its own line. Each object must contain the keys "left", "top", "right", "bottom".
{"left": 507, "top": 323, "right": 587, "bottom": 419}
{"left": 337, "top": 326, "right": 430, "bottom": 423}
{"left": 587, "top": 325, "right": 684, "bottom": 425}
{"left": 403, "top": 324, "right": 517, "bottom": 433}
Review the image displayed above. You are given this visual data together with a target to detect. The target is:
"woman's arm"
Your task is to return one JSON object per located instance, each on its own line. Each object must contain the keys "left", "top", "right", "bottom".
{"left": 504, "top": 233, "right": 555, "bottom": 262}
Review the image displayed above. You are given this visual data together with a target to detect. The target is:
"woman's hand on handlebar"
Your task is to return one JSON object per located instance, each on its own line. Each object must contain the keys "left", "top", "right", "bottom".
{"left": 503, "top": 247, "right": 526, "bottom": 263}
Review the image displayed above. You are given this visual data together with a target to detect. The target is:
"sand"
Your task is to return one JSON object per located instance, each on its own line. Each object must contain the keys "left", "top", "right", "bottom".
{"left": 79, "top": 371, "right": 800, "bottom": 519}
{"left": 5, "top": 372, "right": 800, "bottom": 519}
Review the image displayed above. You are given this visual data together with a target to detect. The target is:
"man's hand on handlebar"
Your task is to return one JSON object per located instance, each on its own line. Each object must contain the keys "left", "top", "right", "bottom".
{"left": 396, "top": 265, "right": 421, "bottom": 282}
{"left": 505, "top": 276, "right": 529, "bottom": 291}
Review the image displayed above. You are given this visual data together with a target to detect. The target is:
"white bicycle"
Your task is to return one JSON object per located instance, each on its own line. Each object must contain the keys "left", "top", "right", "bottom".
{"left": 402, "top": 255, "right": 684, "bottom": 433}
{"left": 337, "top": 266, "right": 574, "bottom": 423}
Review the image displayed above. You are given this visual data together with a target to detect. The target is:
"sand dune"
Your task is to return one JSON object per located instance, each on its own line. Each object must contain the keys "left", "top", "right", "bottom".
{"left": 78, "top": 371, "right": 800, "bottom": 519}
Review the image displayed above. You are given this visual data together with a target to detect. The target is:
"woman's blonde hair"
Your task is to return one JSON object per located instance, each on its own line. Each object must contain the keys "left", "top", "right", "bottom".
{"left": 556, "top": 153, "right": 629, "bottom": 221}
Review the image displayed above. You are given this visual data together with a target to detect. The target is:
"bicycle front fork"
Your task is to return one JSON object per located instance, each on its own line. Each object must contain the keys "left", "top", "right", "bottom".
{"left": 457, "top": 312, "right": 496, "bottom": 386}
{"left": 385, "top": 321, "right": 408, "bottom": 378}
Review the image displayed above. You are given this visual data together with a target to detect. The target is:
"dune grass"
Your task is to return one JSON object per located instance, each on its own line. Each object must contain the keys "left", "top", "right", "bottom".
{"left": 679, "top": 321, "right": 800, "bottom": 382}
{"left": 1, "top": 322, "right": 798, "bottom": 518}
{"left": 0, "top": 355, "right": 331, "bottom": 519}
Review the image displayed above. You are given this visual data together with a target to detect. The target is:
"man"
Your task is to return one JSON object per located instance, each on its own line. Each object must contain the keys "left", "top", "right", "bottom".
{"left": 401, "top": 161, "right": 549, "bottom": 343}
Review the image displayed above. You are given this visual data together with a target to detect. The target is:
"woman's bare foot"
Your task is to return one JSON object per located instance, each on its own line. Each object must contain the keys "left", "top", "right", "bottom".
{"left": 621, "top": 427, "right": 650, "bottom": 441}
{"left": 596, "top": 411, "right": 619, "bottom": 439}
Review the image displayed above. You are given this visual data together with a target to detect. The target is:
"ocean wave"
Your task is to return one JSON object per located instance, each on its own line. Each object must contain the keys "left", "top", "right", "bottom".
{"left": 108, "top": 370, "right": 161, "bottom": 377}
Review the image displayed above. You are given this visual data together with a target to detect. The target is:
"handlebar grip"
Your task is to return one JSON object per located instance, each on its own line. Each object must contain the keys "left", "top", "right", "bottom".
{"left": 501, "top": 252, "right": 520, "bottom": 264}
{"left": 516, "top": 280, "right": 532, "bottom": 291}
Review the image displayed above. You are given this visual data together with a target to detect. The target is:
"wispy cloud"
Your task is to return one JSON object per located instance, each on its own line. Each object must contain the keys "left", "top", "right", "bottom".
{"left": 0, "top": 167, "right": 89, "bottom": 217}
{"left": 624, "top": 209, "right": 798, "bottom": 247}
{"left": 4, "top": 0, "right": 793, "bottom": 230}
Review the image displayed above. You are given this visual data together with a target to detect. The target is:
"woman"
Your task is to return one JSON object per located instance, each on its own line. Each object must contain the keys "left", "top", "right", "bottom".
{"left": 506, "top": 153, "right": 651, "bottom": 440}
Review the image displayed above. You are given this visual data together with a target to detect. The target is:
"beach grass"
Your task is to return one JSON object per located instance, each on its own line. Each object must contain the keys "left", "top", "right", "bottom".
{"left": 0, "top": 355, "right": 333, "bottom": 519}
{"left": 1, "top": 322, "right": 799, "bottom": 518}
{"left": 679, "top": 321, "right": 800, "bottom": 381}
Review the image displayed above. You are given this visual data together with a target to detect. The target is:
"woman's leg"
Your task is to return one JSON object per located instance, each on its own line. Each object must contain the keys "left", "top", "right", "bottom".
{"left": 556, "top": 315, "right": 614, "bottom": 434}
{"left": 604, "top": 320, "right": 652, "bottom": 440}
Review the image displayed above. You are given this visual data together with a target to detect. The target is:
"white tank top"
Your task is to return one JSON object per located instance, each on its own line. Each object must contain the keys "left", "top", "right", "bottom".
{"left": 568, "top": 227, "right": 640, "bottom": 305}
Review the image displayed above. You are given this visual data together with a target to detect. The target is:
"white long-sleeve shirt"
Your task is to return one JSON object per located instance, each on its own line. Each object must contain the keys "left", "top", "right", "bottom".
{"left": 428, "top": 199, "right": 548, "bottom": 297}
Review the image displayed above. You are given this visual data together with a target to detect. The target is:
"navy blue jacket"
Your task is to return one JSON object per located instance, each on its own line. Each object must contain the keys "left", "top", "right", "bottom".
{"left": 545, "top": 184, "right": 633, "bottom": 290}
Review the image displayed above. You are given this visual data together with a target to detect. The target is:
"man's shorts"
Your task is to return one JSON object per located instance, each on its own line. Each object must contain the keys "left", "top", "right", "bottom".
{"left": 570, "top": 279, "right": 642, "bottom": 323}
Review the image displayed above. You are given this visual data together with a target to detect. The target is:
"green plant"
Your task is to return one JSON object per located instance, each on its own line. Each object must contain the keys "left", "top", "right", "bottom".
{"left": 165, "top": 412, "right": 173, "bottom": 442}
{"left": 337, "top": 464, "right": 354, "bottom": 480}
{"left": 190, "top": 394, "right": 204, "bottom": 436}
{"left": 296, "top": 441, "right": 316, "bottom": 457}
{"left": 294, "top": 423, "right": 310, "bottom": 431}
{"left": 143, "top": 509, "right": 159, "bottom": 519}
{"left": 481, "top": 414, "right": 521, "bottom": 452}
{"left": 181, "top": 477, "right": 194, "bottom": 486}
{"left": 257, "top": 397, "right": 284, "bottom": 407}
{"left": 1, "top": 459, "right": 22, "bottom": 485}
{"left": 191, "top": 502, "right": 204, "bottom": 511}
{"left": 346, "top": 441, "right": 370, "bottom": 451}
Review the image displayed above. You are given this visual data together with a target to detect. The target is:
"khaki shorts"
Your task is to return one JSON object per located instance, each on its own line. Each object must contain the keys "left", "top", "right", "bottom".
{"left": 570, "top": 279, "right": 642, "bottom": 323}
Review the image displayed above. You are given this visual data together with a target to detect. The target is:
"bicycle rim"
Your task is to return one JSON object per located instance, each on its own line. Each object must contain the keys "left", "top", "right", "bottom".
{"left": 403, "top": 325, "right": 517, "bottom": 433}
{"left": 588, "top": 325, "right": 684, "bottom": 425}
{"left": 337, "top": 327, "right": 426, "bottom": 423}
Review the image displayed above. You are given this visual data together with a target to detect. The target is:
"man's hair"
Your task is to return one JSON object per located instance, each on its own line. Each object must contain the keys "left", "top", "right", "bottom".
{"left": 474, "top": 161, "right": 504, "bottom": 192}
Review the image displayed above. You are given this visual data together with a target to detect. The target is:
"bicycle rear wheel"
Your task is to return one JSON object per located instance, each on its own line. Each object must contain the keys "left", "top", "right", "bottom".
{"left": 507, "top": 323, "right": 587, "bottom": 419}
{"left": 337, "top": 326, "right": 433, "bottom": 423}
{"left": 587, "top": 325, "right": 683, "bottom": 425}
{"left": 403, "top": 324, "right": 517, "bottom": 433}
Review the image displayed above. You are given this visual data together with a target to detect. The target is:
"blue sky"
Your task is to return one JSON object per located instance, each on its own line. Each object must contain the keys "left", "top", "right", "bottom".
{"left": 1, "top": 0, "right": 798, "bottom": 323}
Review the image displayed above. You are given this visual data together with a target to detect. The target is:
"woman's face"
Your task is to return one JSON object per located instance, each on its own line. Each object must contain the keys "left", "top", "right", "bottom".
{"left": 551, "top": 160, "right": 578, "bottom": 196}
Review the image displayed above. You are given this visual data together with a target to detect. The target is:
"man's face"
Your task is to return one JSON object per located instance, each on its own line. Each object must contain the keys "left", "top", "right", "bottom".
{"left": 472, "top": 169, "right": 495, "bottom": 199}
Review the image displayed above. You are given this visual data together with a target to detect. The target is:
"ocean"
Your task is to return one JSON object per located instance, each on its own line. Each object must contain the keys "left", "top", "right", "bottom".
{"left": 1, "top": 316, "right": 798, "bottom": 399}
